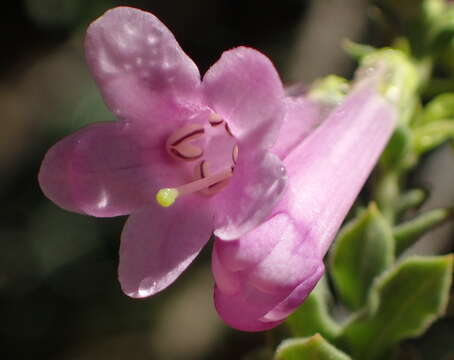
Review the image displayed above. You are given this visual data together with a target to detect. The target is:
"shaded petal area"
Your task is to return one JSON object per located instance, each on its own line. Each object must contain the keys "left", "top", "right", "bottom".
{"left": 38, "top": 121, "right": 180, "bottom": 217}
{"left": 119, "top": 199, "right": 213, "bottom": 298}
{"left": 203, "top": 47, "right": 285, "bottom": 150}
{"left": 271, "top": 97, "right": 322, "bottom": 159}
{"left": 212, "top": 213, "right": 323, "bottom": 331}
{"left": 213, "top": 152, "right": 287, "bottom": 241}
{"left": 85, "top": 7, "right": 201, "bottom": 123}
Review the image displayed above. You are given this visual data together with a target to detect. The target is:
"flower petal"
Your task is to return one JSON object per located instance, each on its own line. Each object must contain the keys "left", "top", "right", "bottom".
{"left": 38, "top": 121, "right": 181, "bottom": 217}
{"left": 260, "top": 264, "right": 324, "bottom": 323}
{"left": 280, "top": 83, "right": 397, "bottom": 257}
{"left": 85, "top": 7, "right": 201, "bottom": 122}
{"left": 213, "top": 77, "right": 397, "bottom": 332}
{"left": 213, "top": 284, "right": 284, "bottom": 332}
{"left": 271, "top": 97, "right": 322, "bottom": 159}
{"left": 203, "top": 47, "right": 285, "bottom": 150}
{"left": 214, "top": 266, "right": 323, "bottom": 332}
{"left": 212, "top": 213, "right": 324, "bottom": 331}
{"left": 213, "top": 152, "right": 287, "bottom": 241}
{"left": 119, "top": 199, "right": 213, "bottom": 298}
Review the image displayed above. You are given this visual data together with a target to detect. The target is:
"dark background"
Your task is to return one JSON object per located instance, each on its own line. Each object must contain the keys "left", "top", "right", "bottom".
{"left": 1, "top": 1, "right": 452, "bottom": 359}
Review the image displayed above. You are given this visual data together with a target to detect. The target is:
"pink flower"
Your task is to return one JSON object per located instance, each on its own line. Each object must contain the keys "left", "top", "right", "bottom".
{"left": 38, "top": 7, "right": 294, "bottom": 298}
{"left": 212, "top": 75, "right": 398, "bottom": 331}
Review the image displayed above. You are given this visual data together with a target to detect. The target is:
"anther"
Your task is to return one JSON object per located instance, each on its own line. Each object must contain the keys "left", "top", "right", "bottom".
{"left": 225, "top": 123, "right": 234, "bottom": 137}
{"left": 166, "top": 124, "right": 205, "bottom": 161}
{"left": 209, "top": 113, "right": 224, "bottom": 127}
{"left": 232, "top": 145, "right": 238, "bottom": 164}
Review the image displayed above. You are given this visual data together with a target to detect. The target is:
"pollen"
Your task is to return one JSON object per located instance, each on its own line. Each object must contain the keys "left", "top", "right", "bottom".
{"left": 156, "top": 188, "right": 179, "bottom": 207}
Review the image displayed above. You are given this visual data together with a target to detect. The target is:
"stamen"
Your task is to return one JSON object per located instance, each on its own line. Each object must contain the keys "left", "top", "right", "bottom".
{"left": 155, "top": 168, "right": 233, "bottom": 207}
{"left": 194, "top": 161, "right": 231, "bottom": 196}
{"left": 194, "top": 160, "right": 209, "bottom": 179}
{"left": 232, "top": 145, "right": 238, "bottom": 164}
{"left": 209, "top": 113, "right": 224, "bottom": 126}
{"left": 156, "top": 188, "right": 179, "bottom": 207}
{"left": 170, "top": 144, "right": 203, "bottom": 161}
{"left": 166, "top": 124, "right": 204, "bottom": 161}
{"left": 225, "top": 123, "right": 234, "bottom": 137}
{"left": 167, "top": 124, "right": 205, "bottom": 146}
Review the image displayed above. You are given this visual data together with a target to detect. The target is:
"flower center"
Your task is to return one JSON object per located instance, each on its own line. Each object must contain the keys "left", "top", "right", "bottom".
{"left": 156, "top": 112, "right": 238, "bottom": 207}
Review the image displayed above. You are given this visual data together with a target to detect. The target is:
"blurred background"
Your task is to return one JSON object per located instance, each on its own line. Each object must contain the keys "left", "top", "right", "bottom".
{"left": 1, "top": 0, "right": 453, "bottom": 359}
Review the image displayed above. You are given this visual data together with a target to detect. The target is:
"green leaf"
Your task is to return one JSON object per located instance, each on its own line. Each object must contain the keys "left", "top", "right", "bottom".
{"left": 396, "top": 189, "right": 427, "bottom": 215}
{"left": 337, "top": 255, "right": 453, "bottom": 360}
{"left": 414, "top": 93, "right": 454, "bottom": 126}
{"left": 275, "top": 335, "right": 351, "bottom": 360}
{"left": 330, "top": 203, "right": 395, "bottom": 309}
{"left": 380, "top": 125, "right": 412, "bottom": 170}
{"left": 394, "top": 208, "right": 453, "bottom": 255}
{"left": 286, "top": 277, "right": 340, "bottom": 341}
{"left": 429, "top": 6, "right": 454, "bottom": 53}
{"left": 342, "top": 39, "right": 376, "bottom": 60}
{"left": 413, "top": 120, "right": 454, "bottom": 154}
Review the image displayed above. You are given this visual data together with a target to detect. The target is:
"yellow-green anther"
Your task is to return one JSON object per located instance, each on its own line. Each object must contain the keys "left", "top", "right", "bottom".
{"left": 156, "top": 188, "right": 179, "bottom": 207}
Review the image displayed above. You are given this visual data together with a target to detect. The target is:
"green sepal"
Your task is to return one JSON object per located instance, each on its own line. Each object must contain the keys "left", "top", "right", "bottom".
{"left": 359, "top": 48, "right": 419, "bottom": 124}
{"left": 336, "top": 255, "right": 453, "bottom": 360}
{"left": 286, "top": 277, "right": 340, "bottom": 341}
{"left": 329, "top": 203, "right": 395, "bottom": 310}
{"left": 275, "top": 335, "right": 351, "bottom": 360}
{"left": 394, "top": 208, "right": 453, "bottom": 255}
{"left": 308, "top": 75, "right": 349, "bottom": 108}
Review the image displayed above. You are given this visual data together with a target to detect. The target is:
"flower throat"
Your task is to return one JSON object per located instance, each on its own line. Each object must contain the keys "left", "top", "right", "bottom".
{"left": 156, "top": 112, "right": 238, "bottom": 207}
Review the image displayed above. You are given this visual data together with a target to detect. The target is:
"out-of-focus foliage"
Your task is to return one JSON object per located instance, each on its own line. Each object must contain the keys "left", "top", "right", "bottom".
{"left": 275, "top": 335, "right": 351, "bottom": 360}
{"left": 329, "top": 203, "right": 395, "bottom": 310}
{"left": 278, "top": 2, "right": 454, "bottom": 360}
{"left": 338, "top": 256, "right": 453, "bottom": 360}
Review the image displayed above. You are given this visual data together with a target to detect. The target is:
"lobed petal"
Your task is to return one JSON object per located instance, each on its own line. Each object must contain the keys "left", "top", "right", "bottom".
{"left": 271, "top": 97, "right": 322, "bottom": 159}
{"left": 213, "top": 77, "right": 397, "bottom": 331}
{"left": 213, "top": 152, "right": 287, "bottom": 241}
{"left": 203, "top": 47, "right": 285, "bottom": 151}
{"left": 85, "top": 7, "right": 201, "bottom": 123}
{"left": 119, "top": 198, "right": 213, "bottom": 298}
{"left": 38, "top": 121, "right": 182, "bottom": 217}
{"left": 213, "top": 213, "right": 323, "bottom": 331}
